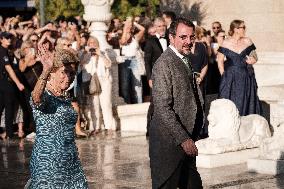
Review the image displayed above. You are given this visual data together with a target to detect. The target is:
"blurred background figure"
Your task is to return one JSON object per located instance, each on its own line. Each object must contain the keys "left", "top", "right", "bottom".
{"left": 162, "top": 11, "right": 176, "bottom": 40}
{"left": 119, "top": 17, "right": 145, "bottom": 104}
{"left": 144, "top": 17, "right": 168, "bottom": 137}
{"left": 79, "top": 36, "right": 117, "bottom": 135}
{"left": 56, "top": 37, "right": 87, "bottom": 138}
{"left": 211, "top": 21, "right": 223, "bottom": 43}
{"left": 107, "top": 17, "right": 122, "bottom": 50}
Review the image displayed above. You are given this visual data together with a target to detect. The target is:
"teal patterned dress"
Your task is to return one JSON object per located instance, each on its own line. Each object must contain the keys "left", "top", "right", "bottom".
{"left": 27, "top": 90, "right": 88, "bottom": 189}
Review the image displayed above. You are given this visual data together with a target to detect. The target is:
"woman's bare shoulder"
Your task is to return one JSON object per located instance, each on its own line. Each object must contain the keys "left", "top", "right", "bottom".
{"left": 242, "top": 37, "right": 253, "bottom": 45}
{"left": 220, "top": 38, "right": 232, "bottom": 48}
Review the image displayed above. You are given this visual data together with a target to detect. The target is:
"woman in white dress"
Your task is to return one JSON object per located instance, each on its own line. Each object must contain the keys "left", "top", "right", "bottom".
{"left": 79, "top": 36, "right": 117, "bottom": 134}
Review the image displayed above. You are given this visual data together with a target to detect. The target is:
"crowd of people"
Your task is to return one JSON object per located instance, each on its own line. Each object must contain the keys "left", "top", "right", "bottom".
{"left": 0, "top": 11, "right": 262, "bottom": 188}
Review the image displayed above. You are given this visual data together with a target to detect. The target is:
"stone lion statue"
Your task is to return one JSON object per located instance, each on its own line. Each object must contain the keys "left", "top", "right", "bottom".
{"left": 196, "top": 99, "right": 271, "bottom": 154}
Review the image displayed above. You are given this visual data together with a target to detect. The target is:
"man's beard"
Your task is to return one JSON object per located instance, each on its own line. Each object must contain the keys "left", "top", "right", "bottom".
{"left": 180, "top": 43, "right": 193, "bottom": 56}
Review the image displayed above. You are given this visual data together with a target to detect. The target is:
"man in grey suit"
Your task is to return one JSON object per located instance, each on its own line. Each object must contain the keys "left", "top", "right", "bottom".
{"left": 149, "top": 17, "right": 204, "bottom": 189}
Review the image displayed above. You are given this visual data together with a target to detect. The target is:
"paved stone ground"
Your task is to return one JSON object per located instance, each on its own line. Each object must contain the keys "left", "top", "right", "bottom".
{"left": 0, "top": 131, "right": 283, "bottom": 189}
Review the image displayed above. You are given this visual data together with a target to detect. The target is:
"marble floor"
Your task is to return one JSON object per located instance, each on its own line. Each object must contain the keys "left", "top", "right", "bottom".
{"left": 0, "top": 131, "right": 283, "bottom": 189}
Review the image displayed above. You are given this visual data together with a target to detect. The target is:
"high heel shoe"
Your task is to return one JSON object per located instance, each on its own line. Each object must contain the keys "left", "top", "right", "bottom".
{"left": 75, "top": 131, "right": 87, "bottom": 138}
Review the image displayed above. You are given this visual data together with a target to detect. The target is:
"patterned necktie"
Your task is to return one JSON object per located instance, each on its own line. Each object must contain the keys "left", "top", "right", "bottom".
{"left": 182, "top": 57, "right": 197, "bottom": 91}
{"left": 182, "top": 57, "right": 193, "bottom": 72}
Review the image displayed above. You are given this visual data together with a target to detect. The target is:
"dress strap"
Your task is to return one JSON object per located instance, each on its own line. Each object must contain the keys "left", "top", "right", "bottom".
{"left": 217, "top": 46, "right": 227, "bottom": 55}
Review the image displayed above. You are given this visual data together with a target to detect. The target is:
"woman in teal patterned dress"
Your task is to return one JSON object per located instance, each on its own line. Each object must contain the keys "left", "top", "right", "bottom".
{"left": 26, "top": 45, "right": 88, "bottom": 188}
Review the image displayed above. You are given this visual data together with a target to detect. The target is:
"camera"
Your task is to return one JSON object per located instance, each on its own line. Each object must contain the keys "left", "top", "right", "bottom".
{"left": 89, "top": 48, "right": 96, "bottom": 55}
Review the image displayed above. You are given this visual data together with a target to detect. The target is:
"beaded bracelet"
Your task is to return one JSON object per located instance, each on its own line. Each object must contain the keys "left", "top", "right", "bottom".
{"left": 38, "top": 75, "right": 48, "bottom": 81}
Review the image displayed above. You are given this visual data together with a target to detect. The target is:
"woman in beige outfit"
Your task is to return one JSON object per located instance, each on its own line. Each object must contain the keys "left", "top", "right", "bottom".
{"left": 79, "top": 36, "right": 117, "bottom": 134}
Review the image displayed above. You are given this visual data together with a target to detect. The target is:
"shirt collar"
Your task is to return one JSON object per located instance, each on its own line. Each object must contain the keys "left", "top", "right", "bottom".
{"left": 169, "top": 45, "right": 185, "bottom": 60}
{"left": 156, "top": 33, "right": 166, "bottom": 39}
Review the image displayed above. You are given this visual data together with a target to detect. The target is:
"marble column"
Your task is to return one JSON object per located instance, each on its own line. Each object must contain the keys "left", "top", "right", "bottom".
{"left": 81, "top": 0, "right": 125, "bottom": 106}
{"left": 81, "top": 0, "right": 113, "bottom": 50}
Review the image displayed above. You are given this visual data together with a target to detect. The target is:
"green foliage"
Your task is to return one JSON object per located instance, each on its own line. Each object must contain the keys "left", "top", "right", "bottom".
{"left": 111, "top": 0, "right": 160, "bottom": 20}
{"left": 35, "top": 0, "right": 84, "bottom": 21}
{"left": 36, "top": 0, "right": 161, "bottom": 23}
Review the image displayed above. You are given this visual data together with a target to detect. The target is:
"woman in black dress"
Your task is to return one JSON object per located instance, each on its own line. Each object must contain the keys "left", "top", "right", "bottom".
{"left": 188, "top": 26, "right": 209, "bottom": 96}
{"left": 217, "top": 20, "right": 262, "bottom": 116}
{"left": 187, "top": 26, "right": 209, "bottom": 138}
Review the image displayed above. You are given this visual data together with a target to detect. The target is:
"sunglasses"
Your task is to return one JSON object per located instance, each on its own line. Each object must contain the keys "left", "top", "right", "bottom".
{"left": 212, "top": 26, "right": 220, "bottom": 29}
{"left": 31, "top": 39, "right": 38, "bottom": 42}
{"left": 64, "top": 44, "right": 72, "bottom": 47}
{"left": 238, "top": 26, "right": 246, "bottom": 29}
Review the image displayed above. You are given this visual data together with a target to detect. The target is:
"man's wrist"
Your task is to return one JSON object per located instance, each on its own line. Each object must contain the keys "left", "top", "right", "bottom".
{"left": 180, "top": 138, "right": 192, "bottom": 146}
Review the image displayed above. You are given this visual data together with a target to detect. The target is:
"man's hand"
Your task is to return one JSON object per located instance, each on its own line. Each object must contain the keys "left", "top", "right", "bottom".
{"left": 148, "top": 80, "right": 153, "bottom": 88}
{"left": 196, "top": 77, "right": 203, "bottom": 85}
{"left": 181, "top": 139, "right": 198, "bottom": 156}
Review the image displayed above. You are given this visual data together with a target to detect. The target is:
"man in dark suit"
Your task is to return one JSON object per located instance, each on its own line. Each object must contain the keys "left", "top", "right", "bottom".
{"left": 144, "top": 17, "right": 168, "bottom": 137}
{"left": 149, "top": 17, "right": 204, "bottom": 189}
{"left": 144, "top": 17, "right": 168, "bottom": 88}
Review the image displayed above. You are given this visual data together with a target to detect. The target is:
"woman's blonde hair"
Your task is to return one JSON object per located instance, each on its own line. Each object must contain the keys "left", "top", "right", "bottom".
{"left": 87, "top": 36, "right": 100, "bottom": 48}
{"left": 55, "top": 37, "right": 71, "bottom": 50}
{"left": 20, "top": 40, "right": 34, "bottom": 58}
{"left": 195, "top": 26, "right": 206, "bottom": 40}
{"left": 228, "top": 19, "right": 244, "bottom": 36}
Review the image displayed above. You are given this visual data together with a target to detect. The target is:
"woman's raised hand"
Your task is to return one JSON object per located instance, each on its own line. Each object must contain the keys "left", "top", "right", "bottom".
{"left": 37, "top": 43, "right": 54, "bottom": 71}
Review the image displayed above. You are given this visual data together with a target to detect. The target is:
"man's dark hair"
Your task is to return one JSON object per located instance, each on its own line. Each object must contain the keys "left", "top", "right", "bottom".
{"left": 163, "top": 11, "right": 176, "bottom": 21}
{"left": 56, "top": 15, "right": 66, "bottom": 23}
{"left": 168, "top": 17, "right": 195, "bottom": 36}
{"left": 67, "top": 17, "right": 78, "bottom": 26}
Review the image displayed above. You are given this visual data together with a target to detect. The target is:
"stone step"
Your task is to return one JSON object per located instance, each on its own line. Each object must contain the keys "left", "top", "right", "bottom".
{"left": 254, "top": 64, "right": 284, "bottom": 86}
{"left": 197, "top": 148, "right": 260, "bottom": 168}
{"left": 258, "top": 85, "right": 284, "bottom": 102}
{"left": 258, "top": 51, "right": 284, "bottom": 56}
{"left": 248, "top": 158, "right": 284, "bottom": 175}
{"left": 258, "top": 52, "right": 284, "bottom": 64}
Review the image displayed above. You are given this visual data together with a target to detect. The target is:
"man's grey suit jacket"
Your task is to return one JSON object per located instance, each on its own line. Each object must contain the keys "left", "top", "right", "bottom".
{"left": 149, "top": 47, "right": 204, "bottom": 189}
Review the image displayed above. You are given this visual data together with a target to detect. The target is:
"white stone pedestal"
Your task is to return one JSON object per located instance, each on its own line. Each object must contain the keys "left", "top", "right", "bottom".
{"left": 248, "top": 158, "right": 284, "bottom": 175}
{"left": 196, "top": 148, "right": 260, "bottom": 168}
{"left": 116, "top": 103, "right": 150, "bottom": 132}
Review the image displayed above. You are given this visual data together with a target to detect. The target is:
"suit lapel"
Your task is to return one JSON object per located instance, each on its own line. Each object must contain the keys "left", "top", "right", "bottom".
{"left": 154, "top": 36, "right": 164, "bottom": 52}
{"left": 167, "top": 48, "right": 189, "bottom": 72}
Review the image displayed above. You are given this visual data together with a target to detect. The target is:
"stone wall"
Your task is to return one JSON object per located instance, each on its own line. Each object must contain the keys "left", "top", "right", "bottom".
{"left": 184, "top": 0, "right": 284, "bottom": 52}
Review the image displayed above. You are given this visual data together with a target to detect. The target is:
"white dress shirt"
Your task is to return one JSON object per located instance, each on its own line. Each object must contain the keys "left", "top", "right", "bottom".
{"left": 156, "top": 34, "right": 168, "bottom": 52}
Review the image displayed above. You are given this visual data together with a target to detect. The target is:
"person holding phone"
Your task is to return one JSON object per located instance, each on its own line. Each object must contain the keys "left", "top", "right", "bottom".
{"left": 79, "top": 37, "right": 117, "bottom": 135}
{"left": 217, "top": 20, "right": 261, "bottom": 116}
